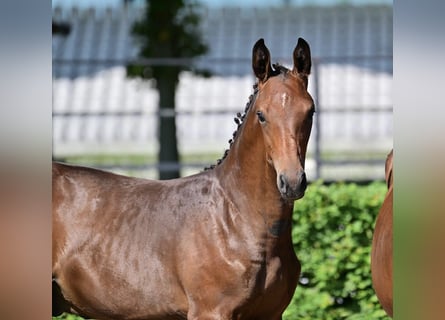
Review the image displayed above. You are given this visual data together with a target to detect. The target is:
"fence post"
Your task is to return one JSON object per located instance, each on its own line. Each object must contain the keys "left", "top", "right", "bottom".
{"left": 313, "top": 58, "right": 321, "bottom": 180}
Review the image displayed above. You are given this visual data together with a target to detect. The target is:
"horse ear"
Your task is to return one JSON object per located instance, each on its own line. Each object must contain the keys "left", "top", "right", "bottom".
{"left": 252, "top": 38, "right": 273, "bottom": 82}
{"left": 292, "top": 38, "right": 312, "bottom": 78}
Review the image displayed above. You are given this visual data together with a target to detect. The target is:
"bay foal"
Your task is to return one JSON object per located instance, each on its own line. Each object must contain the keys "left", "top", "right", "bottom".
{"left": 53, "top": 37, "right": 314, "bottom": 320}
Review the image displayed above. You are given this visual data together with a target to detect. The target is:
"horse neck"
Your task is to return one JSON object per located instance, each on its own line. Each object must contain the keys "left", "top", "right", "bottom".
{"left": 214, "top": 107, "right": 294, "bottom": 225}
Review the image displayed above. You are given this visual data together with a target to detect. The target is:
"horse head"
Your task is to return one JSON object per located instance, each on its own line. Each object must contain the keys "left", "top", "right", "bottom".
{"left": 251, "top": 38, "right": 314, "bottom": 201}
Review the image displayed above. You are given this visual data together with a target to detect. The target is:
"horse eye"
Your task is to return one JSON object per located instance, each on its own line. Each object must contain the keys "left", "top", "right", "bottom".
{"left": 256, "top": 111, "right": 266, "bottom": 123}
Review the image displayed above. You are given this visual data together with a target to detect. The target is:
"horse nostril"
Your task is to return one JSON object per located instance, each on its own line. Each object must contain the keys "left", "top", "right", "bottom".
{"left": 278, "top": 172, "right": 307, "bottom": 199}
{"left": 279, "top": 174, "right": 287, "bottom": 192}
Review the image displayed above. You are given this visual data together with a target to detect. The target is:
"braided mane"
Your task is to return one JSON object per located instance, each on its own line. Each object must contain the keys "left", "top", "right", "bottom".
{"left": 205, "top": 63, "right": 288, "bottom": 170}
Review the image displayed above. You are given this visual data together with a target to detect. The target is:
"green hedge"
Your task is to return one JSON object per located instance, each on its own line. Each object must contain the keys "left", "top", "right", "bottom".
{"left": 284, "top": 181, "right": 390, "bottom": 320}
{"left": 54, "top": 181, "right": 389, "bottom": 320}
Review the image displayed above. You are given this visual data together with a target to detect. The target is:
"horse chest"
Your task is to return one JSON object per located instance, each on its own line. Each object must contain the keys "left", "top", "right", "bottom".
{"left": 236, "top": 249, "right": 299, "bottom": 318}
{"left": 263, "top": 255, "right": 285, "bottom": 287}
{"left": 261, "top": 249, "right": 299, "bottom": 290}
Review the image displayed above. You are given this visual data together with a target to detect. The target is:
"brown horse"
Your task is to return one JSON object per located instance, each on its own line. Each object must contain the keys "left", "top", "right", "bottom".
{"left": 371, "top": 149, "right": 393, "bottom": 317}
{"left": 52, "top": 37, "right": 314, "bottom": 320}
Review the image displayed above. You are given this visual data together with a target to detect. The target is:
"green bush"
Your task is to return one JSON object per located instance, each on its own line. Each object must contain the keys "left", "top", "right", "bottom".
{"left": 284, "top": 181, "right": 390, "bottom": 320}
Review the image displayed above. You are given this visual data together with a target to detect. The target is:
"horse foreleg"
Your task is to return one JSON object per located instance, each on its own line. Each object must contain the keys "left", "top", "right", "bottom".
{"left": 187, "top": 315, "right": 231, "bottom": 320}
{"left": 187, "top": 312, "right": 231, "bottom": 320}
{"left": 187, "top": 307, "right": 234, "bottom": 320}
{"left": 187, "top": 310, "right": 284, "bottom": 320}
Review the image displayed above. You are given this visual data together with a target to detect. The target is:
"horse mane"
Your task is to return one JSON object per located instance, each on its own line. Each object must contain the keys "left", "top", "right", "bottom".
{"left": 205, "top": 63, "right": 288, "bottom": 171}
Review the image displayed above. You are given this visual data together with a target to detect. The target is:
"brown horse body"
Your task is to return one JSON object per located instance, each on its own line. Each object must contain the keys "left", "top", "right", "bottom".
{"left": 371, "top": 150, "right": 393, "bottom": 317}
{"left": 53, "top": 38, "right": 314, "bottom": 320}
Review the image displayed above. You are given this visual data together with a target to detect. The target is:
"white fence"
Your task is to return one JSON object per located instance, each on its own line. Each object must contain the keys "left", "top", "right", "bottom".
{"left": 52, "top": 4, "right": 393, "bottom": 181}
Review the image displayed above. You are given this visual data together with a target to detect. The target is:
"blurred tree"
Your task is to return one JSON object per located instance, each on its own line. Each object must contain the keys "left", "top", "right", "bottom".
{"left": 127, "top": 0, "right": 208, "bottom": 179}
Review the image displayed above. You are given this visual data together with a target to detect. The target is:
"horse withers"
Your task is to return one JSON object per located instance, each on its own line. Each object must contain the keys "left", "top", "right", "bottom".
{"left": 53, "top": 37, "right": 314, "bottom": 320}
{"left": 371, "top": 149, "right": 393, "bottom": 317}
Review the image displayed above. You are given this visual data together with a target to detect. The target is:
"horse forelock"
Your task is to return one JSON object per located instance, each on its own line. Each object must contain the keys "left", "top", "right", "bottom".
{"left": 272, "top": 63, "right": 290, "bottom": 76}
{"left": 205, "top": 66, "right": 291, "bottom": 171}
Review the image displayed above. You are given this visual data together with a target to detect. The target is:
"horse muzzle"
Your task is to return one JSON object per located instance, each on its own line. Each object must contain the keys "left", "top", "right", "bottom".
{"left": 278, "top": 170, "right": 307, "bottom": 201}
